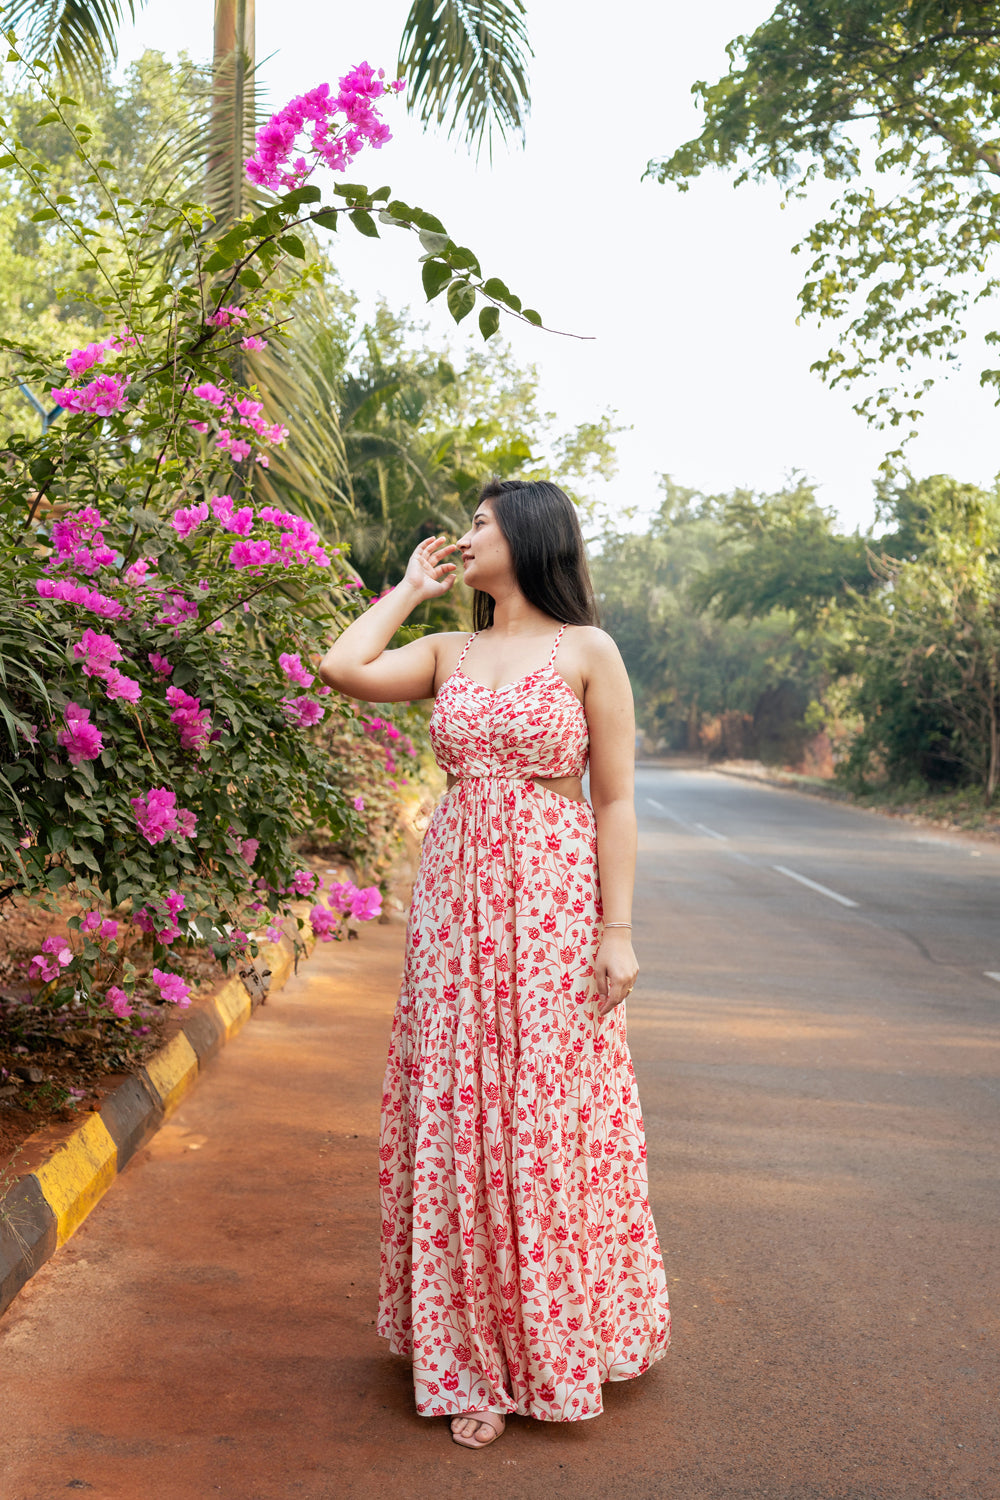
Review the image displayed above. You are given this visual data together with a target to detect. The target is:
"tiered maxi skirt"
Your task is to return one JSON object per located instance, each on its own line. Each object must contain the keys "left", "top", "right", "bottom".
{"left": 377, "top": 775, "right": 670, "bottom": 1421}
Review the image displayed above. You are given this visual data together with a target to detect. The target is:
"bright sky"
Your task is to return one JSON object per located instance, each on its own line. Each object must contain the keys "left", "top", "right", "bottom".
{"left": 115, "top": 0, "right": 1000, "bottom": 533}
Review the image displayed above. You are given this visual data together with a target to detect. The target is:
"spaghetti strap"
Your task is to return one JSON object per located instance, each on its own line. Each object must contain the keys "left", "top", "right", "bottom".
{"left": 546, "top": 624, "right": 567, "bottom": 669}
{"left": 455, "top": 631, "right": 478, "bottom": 669}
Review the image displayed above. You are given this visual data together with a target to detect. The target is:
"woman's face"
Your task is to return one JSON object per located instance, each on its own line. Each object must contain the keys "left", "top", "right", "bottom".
{"left": 457, "top": 503, "right": 513, "bottom": 592}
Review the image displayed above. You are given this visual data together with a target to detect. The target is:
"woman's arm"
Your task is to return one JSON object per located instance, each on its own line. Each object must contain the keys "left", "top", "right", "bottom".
{"left": 319, "top": 537, "right": 459, "bottom": 703}
{"left": 583, "top": 630, "right": 639, "bottom": 1018}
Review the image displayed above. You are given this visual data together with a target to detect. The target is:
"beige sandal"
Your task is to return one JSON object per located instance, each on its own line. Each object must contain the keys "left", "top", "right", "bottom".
{"left": 450, "top": 1411, "right": 506, "bottom": 1449}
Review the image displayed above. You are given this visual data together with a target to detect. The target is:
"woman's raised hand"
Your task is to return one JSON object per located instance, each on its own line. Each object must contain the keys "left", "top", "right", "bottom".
{"left": 403, "top": 535, "right": 459, "bottom": 601}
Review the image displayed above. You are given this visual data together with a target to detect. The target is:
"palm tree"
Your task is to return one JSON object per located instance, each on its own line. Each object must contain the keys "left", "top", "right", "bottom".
{"left": 4, "top": 0, "right": 532, "bottom": 158}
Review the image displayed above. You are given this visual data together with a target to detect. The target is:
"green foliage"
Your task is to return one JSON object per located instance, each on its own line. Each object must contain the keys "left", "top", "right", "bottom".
{"left": 669, "top": 465, "right": 1000, "bottom": 800}
{"left": 842, "top": 475, "right": 1000, "bottom": 797}
{"left": 4, "top": 0, "right": 140, "bottom": 81}
{"left": 592, "top": 478, "right": 822, "bottom": 759}
{"left": 649, "top": 2, "right": 1000, "bottom": 446}
{"left": 692, "top": 476, "right": 877, "bottom": 623}
{"left": 398, "top": 0, "right": 532, "bottom": 157}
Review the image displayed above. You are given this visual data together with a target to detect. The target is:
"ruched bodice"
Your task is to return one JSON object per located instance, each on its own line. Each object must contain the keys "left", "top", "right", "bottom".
{"left": 429, "top": 626, "right": 589, "bottom": 781}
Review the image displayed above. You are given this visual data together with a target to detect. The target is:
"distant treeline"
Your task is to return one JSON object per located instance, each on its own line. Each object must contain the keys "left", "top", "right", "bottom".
{"left": 591, "top": 474, "right": 1000, "bottom": 802}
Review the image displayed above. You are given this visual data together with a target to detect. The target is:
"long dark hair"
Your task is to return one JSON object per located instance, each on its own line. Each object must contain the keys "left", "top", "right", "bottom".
{"left": 471, "top": 478, "right": 599, "bottom": 630}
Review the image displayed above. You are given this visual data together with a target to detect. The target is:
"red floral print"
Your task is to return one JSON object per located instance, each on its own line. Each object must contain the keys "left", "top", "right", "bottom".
{"left": 378, "top": 628, "right": 670, "bottom": 1422}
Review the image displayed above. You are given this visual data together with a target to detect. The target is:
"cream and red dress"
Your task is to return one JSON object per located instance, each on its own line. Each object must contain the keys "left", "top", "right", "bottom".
{"left": 377, "top": 626, "right": 670, "bottom": 1421}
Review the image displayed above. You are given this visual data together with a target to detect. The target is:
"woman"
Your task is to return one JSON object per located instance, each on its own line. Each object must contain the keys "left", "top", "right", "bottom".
{"left": 320, "top": 478, "right": 670, "bottom": 1449}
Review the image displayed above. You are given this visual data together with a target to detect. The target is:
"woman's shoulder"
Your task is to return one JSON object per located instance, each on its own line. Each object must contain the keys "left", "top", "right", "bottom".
{"left": 562, "top": 624, "right": 623, "bottom": 665}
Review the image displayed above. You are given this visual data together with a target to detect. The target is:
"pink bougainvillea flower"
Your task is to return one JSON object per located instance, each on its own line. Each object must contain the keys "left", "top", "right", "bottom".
{"left": 174, "top": 807, "right": 197, "bottom": 838}
{"left": 64, "top": 335, "right": 119, "bottom": 376}
{"left": 278, "top": 651, "right": 313, "bottom": 688}
{"left": 193, "top": 382, "right": 228, "bottom": 406}
{"left": 241, "top": 335, "right": 268, "bottom": 352}
{"left": 36, "top": 577, "right": 124, "bottom": 619}
{"left": 326, "top": 880, "right": 358, "bottom": 916}
{"left": 28, "top": 954, "right": 61, "bottom": 982}
{"left": 217, "top": 433, "right": 253, "bottom": 462}
{"left": 265, "top": 924, "right": 282, "bottom": 944}
{"left": 283, "top": 695, "right": 324, "bottom": 729}
{"left": 289, "top": 868, "right": 317, "bottom": 897}
{"left": 131, "top": 787, "right": 197, "bottom": 846}
{"left": 153, "top": 589, "right": 199, "bottom": 627}
{"left": 245, "top": 64, "right": 402, "bottom": 192}
{"left": 210, "top": 493, "right": 234, "bottom": 523}
{"left": 165, "top": 685, "right": 211, "bottom": 749}
{"left": 229, "top": 538, "right": 274, "bottom": 570}
{"left": 148, "top": 652, "right": 172, "bottom": 676}
{"left": 80, "top": 912, "right": 116, "bottom": 939}
{"left": 223, "top": 506, "right": 255, "bottom": 536}
{"left": 350, "top": 886, "right": 382, "bottom": 921}
{"left": 50, "top": 506, "right": 103, "bottom": 557}
{"left": 188, "top": 420, "right": 210, "bottom": 434}
{"left": 171, "top": 501, "right": 210, "bottom": 540}
{"left": 308, "top": 904, "right": 339, "bottom": 940}
{"left": 103, "top": 668, "right": 142, "bottom": 703}
{"left": 353, "top": 795, "right": 365, "bottom": 812}
{"left": 72, "top": 627, "right": 122, "bottom": 678}
{"left": 208, "top": 304, "right": 249, "bottom": 328}
{"left": 57, "top": 702, "right": 104, "bottom": 765}
{"left": 150, "top": 967, "right": 191, "bottom": 1008}
{"left": 29, "top": 934, "right": 74, "bottom": 982}
{"left": 123, "top": 556, "right": 156, "bottom": 587}
{"left": 105, "top": 985, "right": 133, "bottom": 1018}
{"left": 51, "top": 372, "right": 129, "bottom": 417}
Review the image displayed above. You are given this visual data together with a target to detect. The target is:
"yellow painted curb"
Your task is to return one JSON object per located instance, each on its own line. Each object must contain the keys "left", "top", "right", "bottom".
{"left": 143, "top": 1031, "right": 199, "bottom": 1116}
{"left": 33, "top": 1115, "right": 117, "bottom": 1247}
{"left": 213, "top": 975, "right": 252, "bottom": 1038}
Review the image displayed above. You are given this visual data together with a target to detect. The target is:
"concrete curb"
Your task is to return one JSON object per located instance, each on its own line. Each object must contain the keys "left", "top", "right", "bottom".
{"left": 0, "top": 933, "right": 309, "bottom": 1317}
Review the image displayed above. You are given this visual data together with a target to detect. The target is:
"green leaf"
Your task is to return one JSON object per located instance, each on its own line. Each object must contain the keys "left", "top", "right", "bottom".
{"left": 311, "top": 210, "right": 339, "bottom": 231}
{"left": 483, "top": 276, "right": 520, "bottom": 311}
{"left": 422, "top": 260, "right": 452, "bottom": 301}
{"left": 447, "top": 280, "right": 477, "bottom": 324}
{"left": 279, "top": 234, "right": 306, "bottom": 259}
{"left": 479, "top": 306, "right": 501, "bottom": 340}
{"left": 31, "top": 208, "right": 58, "bottom": 222}
{"left": 419, "top": 229, "right": 450, "bottom": 255}
{"left": 238, "top": 267, "right": 262, "bottom": 289}
{"left": 281, "top": 184, "right": 323, "bottom": 210}
{"left": 522, "top": 308, "right": 542, "bottom": 326}
{"left": 350, "top": 209, "right": 379, "bottom": 238}
{"left": 202, "top": 250, "right": 231, "bottom": 272}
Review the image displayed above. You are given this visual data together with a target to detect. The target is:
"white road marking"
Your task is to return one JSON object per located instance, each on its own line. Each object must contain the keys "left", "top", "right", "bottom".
{"left": 985, "top": 973, "right": 1000, "bottom": 985}
{"left": 773, "top": 864, "right": 859, "bottom": 909}
{"left": 645, "top": 797, "right": 667, "bottom": 812}
{"left": 695, "top": 822, "right": 729, "bottom": 842}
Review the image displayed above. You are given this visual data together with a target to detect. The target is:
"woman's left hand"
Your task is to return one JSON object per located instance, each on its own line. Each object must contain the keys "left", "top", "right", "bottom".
{"left": 595, "top": 934, "right": 638, "bottom": 1018}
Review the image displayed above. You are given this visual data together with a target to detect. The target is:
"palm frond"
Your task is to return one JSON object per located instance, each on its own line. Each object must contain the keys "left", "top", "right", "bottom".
{"left": 398, "top": 0, "right": 531, "bottom": 157}
{"left": 4, "top": 0, "right": 141, "bottom": 80}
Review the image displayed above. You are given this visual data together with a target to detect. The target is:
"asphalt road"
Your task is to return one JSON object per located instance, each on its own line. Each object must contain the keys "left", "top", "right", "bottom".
{"left": 0, "top": 768, "right": 997, "bottom": 1499}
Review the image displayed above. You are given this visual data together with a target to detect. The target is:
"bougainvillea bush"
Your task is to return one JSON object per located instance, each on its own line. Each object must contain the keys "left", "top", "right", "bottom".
{"left": 0, "top": 47, "right": 536, "bottom": 1053}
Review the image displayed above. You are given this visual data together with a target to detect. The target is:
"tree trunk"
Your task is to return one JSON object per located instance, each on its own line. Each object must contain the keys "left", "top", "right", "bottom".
{"left": 987, "top": 691, "right": 999, "bottom": 804}
{"left": 209, "top": 0, "right": 255, "bottom": 226}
